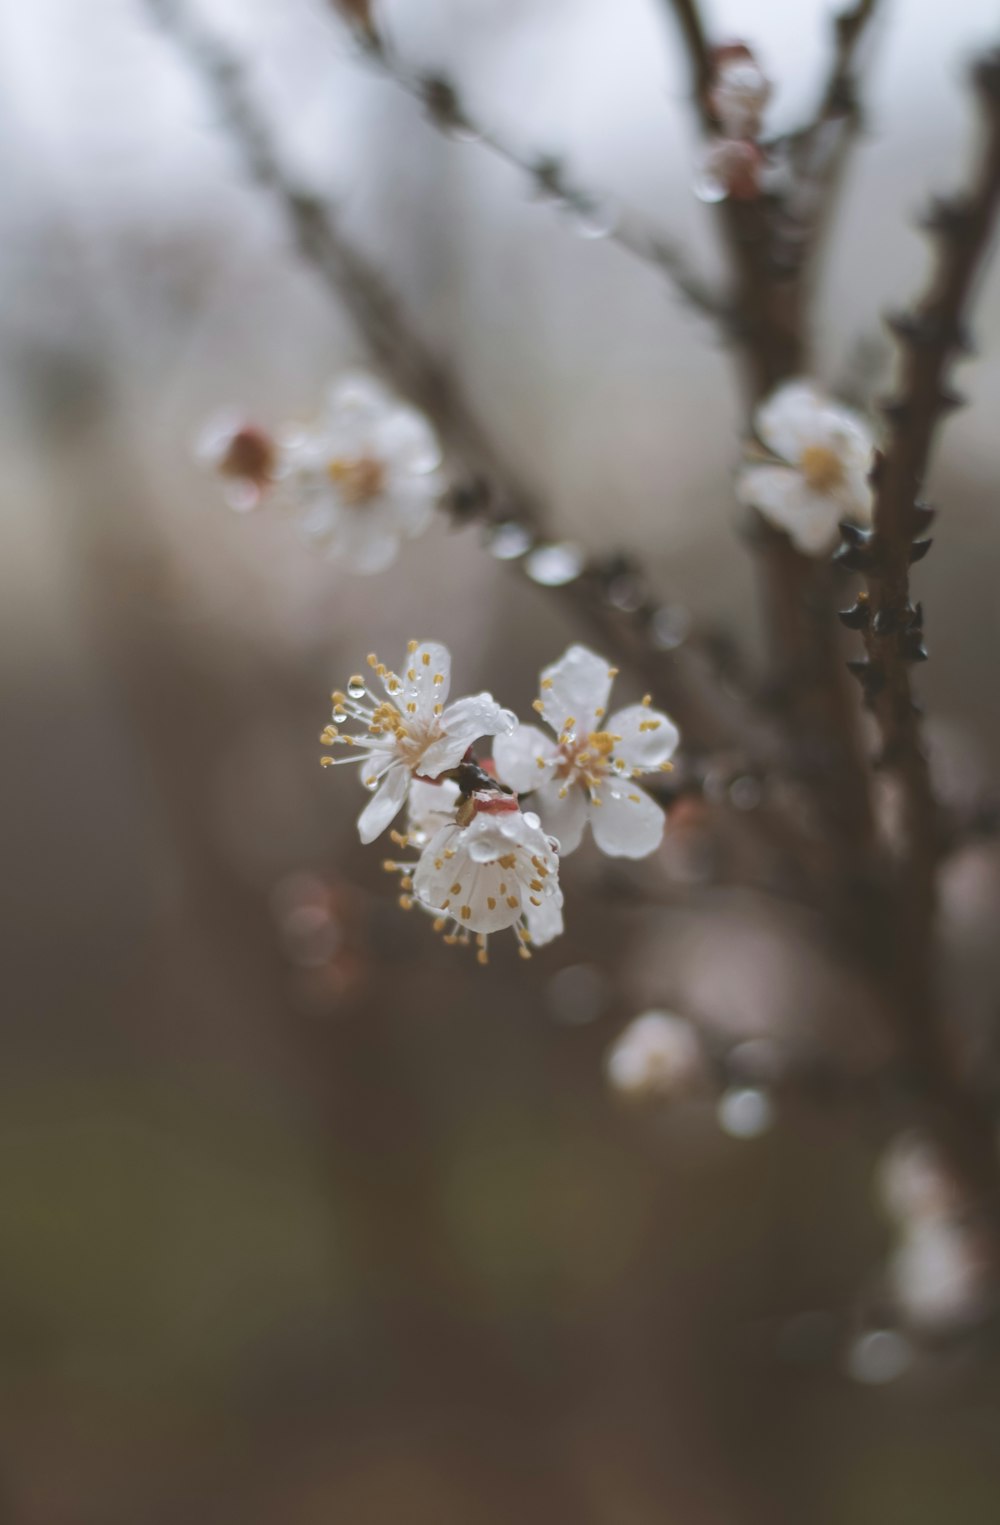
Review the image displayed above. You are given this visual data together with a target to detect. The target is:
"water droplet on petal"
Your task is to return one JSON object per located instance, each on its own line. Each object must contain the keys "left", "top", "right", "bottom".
{"left": 717, "top": 1086, "right": 773, "bottom": 1139}
{"left": 847, "top": 1329, "right": 913, "bottom": 1386}
{"left": 488, "top": 521, "right": 533, "bottom": 560}
{"left": 525, "top": 543, "right": 585, "bottom": 586}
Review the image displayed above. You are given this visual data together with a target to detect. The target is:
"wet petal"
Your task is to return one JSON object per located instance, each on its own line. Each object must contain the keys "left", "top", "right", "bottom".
{"left": 537, "top": 645, "right": 616, "bottom": 737}
{"left": 493, "top": 724, "right": 559, "bottom": 793}
{"left": 608, "top": 703, "right": 680, "bottom": 772}
{"left": 357, "top": 762, "right": 410, "bottom": 844}
{"left": 590, "top": 781, "right": 664, "bottom": 859}
{"left": 420, "top": 694, "right": 516, "bottom": 776}
{"left": 533, "top": 778, "right": 589, "bottom": 855}
{"left": 525, "top": 889, "right": 564, "bottom": 948}
{"left": 398, "top": 641, "right": 452, "bottom": 721}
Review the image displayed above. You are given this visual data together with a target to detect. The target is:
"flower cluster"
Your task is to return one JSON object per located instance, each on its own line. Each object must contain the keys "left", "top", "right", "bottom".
{"left": 696, "top": 43, "right": 771, "bottom": 203}
{"left": 200, "top": 373, "right": 444, "bottom": 573}
{"left": 321, "top": 641, "right": 681, "bottom": 959}
{"left": 737, "top": 379, "right": 875, "bottom": 555}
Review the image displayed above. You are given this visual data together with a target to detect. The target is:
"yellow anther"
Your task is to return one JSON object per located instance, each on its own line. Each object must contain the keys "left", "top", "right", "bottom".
{"left": 460, "top": 906, "right": 472, "bottom": 921}
{"left": 477, "top": 948, "right": 489, "bottom": 966}
{"left": 487, "top": 896, "right": 497, "bottom": 910}
{"left": 320, "top": 756, "right": 334, "bottom": 767}
{"left": 532, "top": 699, "right": 545, "bottom": 713}
{"left": 506, "top": 895, "right": 519, "bottom": 909}
{"left": 541, "top": 678, "right": 553, "bottom": 690}
{"left": 407, "top": 639, "right": 419, "bottom": 653}
{"left": 641, "top": 693, "right": 652, "bottom": 707}
{"left": 399, "top": 895, "right": 413, "bottom": 910}
{"left": 422, "top": 652, "right": 431, "bottom": 666}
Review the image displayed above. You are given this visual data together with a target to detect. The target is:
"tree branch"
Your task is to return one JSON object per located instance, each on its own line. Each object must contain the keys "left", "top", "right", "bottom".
{"left": 331, "top": 18, "right": 733, "bottom": 331}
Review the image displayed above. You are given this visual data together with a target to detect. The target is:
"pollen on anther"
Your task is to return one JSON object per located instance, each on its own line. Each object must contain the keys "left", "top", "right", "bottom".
{"left": 487, "top": 896, "right": 497, "bottom": 909}
{"left": 506, "top": 895, "right": 518, "bottom": 909}
{"left": 422, "top": 652, "right": 431, "bottom": 666}
{"left": 460, "top": 906, "right": 472, "bottom": 921}
{"left": 433, "top": 917, "right": 447, "bottom": 933}
{"left": 532, "top": 699, "right": 545, "bottom": 713}
{"left": 407, "top": 640, "right": 419, "bottom": 653}
{"left": 450, "top": 882, "right": 462, "bottom": 895}
{"left": 399, "top": 895, "right": 413, "bottom": 910}
{"left": 641, "top": 693, "right": 652, "bottom": 707}
{"left": 320, "top": 756, "right": 334, "bottom": 768}
{"left": 477, "top": 948, "right": 489, "bottom": 966}
{"left": 406, "top": 702, "right": 417, "bottom": 715}
{"left": 541, "top": 678, "right": 553, "bottom": 690}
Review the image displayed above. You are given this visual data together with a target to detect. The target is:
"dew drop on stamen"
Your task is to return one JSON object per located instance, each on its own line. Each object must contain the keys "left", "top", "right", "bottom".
{"left": 525, "top": 543, "right": 585, "bottom": 586}
{"left": 651, "top": 604, "right": 691, "bottom": 651}
{"left": 565, "top": 195, "right": 619, "bottom": 241}
{"left": 347, "top": 678, "right": 368, "bottom": 699}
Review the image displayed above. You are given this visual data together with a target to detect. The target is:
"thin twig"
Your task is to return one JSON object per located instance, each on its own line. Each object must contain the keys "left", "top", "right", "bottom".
{"left": 334, "top": 19, "right": 732, "bottom": 330}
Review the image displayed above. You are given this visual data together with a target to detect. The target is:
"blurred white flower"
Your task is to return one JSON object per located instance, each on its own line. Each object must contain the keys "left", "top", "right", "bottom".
{"left": 878, "top": 1132, "right": 964, "bottom": 1226}
{"left": 410, "top": 793, "right": 564, "bottom": 961}
{"left": 279, "top": 373, "right": 443, "bottom": 573}
{"left": 321, "top": 640, "right": 515, "bottom": 843}
{"left": 890, "top": 1217, "right": 996, "bottom": 1332}
{"left": 737, "top": 379, "right": 875, "bottom": 555}
{"left": 606, "top": 1011, "right": 706, "bottom": 1099}
{"left": 708, "top": 46, "right": 771, "bottom": 139}
{"left": 197, "top": 412, "right": 277, "bottom": 511}
{"left": 493, "top": 644, "right": 679, "bottom": 858}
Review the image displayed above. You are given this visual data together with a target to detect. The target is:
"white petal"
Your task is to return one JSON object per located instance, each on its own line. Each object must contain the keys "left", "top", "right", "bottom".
{"left": 737, "top": 465, "right": 840, "bottom": 555}
{"left": 374, "top": 404, "right": 442, "bottom": 474}
{"left": 492, "top": 724, "right": 559, "bottom": 793}
{"left": 330, "top": 525, "right": 400, "bottom": 574}
{"left": 385, "top": 471, "right": 442, "bottom": 537}
{"left": 420, "top": 694, "right": 516, "bottom": 777}
{"left": 533, "top": 778, "right": 589, "bottom": 855}
{"left": 835, "top": 464, "right": 874, "bottom": 527}
{"left": 754, "top": 379, "right": 828, "bottom": 463}
{"left": 407, "top": 777, "right": 460, "bottom": 843}
{"left": 538, "top": 645, "right": 616, "bottom": 736}
{"left": 589, "top": 781, "right": 664, "bottom": 859}
{"left": 525, "top": 889, "right": 564, "bottom": 948}
{"left": 357, "top": 762, "right": 410, "bottom": 844}
{"left": 608, "top": 703, "right": 680, "bottom": 772}
{"left": 398, "top": 641, "right": 452, "bottom": 721}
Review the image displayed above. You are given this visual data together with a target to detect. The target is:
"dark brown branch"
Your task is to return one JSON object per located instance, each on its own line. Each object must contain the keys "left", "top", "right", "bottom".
{"left": 661, "top": 0, "right": 878, "bottom": 880}
{"left": 849, "top": 51, "right": 1000, "bottom": 890}
{"left": 842, "top": 47, "right": 1000, "bottom": 1236}
{"left": 332, "top": 20, "right": 733, "bottom": 329}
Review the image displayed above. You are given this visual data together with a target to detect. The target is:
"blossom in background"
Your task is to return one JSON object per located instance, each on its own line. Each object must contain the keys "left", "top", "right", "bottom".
{"left": 409, "top": 792, "right": 563, "bottom": 961}
{"left": 707, "top": 44, "right": 771, "bottom": 140}
{"left": 737, "top": 379, "right": 875, "bottom": 555}
{"left": 197, "top": 413, "right": 277, "bottom": 511}
{"left": 278, "top": 373, "right": 443, "bottom": 573}
{"left": 606, "top": 1012, "right": 708, "bottom": 1099}
{"left": 493, "top": 644, "right": 679, "bottom": 858}
{"left": 321, "top": 640, "right": 515, "bottom": 844}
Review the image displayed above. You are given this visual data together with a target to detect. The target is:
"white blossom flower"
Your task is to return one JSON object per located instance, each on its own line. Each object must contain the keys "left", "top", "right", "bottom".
{"left": 606, "top": 1012, "right": 707, "bottom": 1099}
{"left": 279, "top": 373, "right": 443, "bottom": 573}
{"left": 492, "top": 644, "right": 679, "bottom": 858}
{"left": 708, "top": 48, "right": 771, "bottom": 139}
{"left": 737, "top": 379, "right": 876, "bottom": 555}
{"left": 890, "top": 1217, "right": 996, "bottom": 1332}
{"left": 384, "top": 792, "right": 563, "bottom": 963}
{"left": 321, "top": 640, "right": 515, "bottom": 844}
